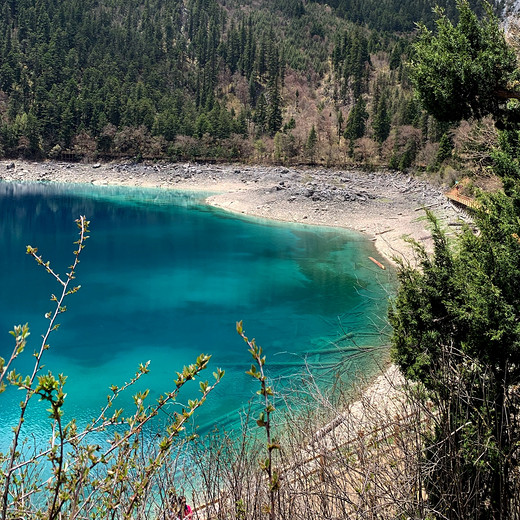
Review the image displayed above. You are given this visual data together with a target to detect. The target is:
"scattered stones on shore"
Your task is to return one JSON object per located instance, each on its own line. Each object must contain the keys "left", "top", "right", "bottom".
{"left": 0, "top": 158, "right": 464, "bottom": 447}
{"left": 0, "top": 159, "right": 463, "bottom": 265}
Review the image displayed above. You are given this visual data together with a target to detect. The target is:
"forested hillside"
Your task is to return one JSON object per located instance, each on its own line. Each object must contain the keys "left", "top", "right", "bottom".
{"left": 0, "top": 0, "right": 504, "bottom": 169}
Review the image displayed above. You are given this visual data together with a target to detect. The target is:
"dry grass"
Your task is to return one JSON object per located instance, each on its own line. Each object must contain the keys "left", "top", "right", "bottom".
{"left": 181, "top": 365, "right": 433, "bottom": 520}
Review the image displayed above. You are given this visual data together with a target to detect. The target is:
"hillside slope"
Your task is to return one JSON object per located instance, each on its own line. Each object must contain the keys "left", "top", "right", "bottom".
{"left": 0, "top": 0, "right": 514, "bottom": 170}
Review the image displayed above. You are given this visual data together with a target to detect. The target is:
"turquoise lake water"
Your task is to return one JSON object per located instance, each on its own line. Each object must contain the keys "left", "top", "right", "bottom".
{"left": 0, "top": 180, "right": 393, "bottom": 448}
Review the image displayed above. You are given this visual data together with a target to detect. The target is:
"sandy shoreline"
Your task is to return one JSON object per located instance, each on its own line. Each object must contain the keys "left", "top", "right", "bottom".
{"left": 2, "top": 159, "right": 461, "bottom": 464}
{"left": 1, "top": 159, "right": 464, "bottom": 266}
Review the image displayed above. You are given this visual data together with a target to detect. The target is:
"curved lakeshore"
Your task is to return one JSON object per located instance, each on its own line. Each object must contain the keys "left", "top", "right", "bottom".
{"left": 0, "top": 160, "right": 462, "bottom": 266}
{"left": 0, "top": 160, "right": 463, "bottom": 444}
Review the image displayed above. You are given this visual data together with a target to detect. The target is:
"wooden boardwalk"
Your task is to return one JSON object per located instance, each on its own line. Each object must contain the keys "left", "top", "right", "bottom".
{"left": 445, "top": 186, "right": 480, "bottom": 210}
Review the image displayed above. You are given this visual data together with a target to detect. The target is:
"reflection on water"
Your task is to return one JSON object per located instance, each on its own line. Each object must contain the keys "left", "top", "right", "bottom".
{"left": 0, "top": 179, "right": 394, "bottom": 450}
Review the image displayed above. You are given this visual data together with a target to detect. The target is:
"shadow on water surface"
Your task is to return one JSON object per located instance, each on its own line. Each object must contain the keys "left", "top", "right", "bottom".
{"left": 0, "top": 180, "right": 394, "bottom": 446}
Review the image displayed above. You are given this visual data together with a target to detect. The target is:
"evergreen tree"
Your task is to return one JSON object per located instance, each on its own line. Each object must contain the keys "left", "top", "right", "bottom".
{"left": 254, "top": 93, "right": 268, "bottom": 135}
{"left": 372, "top": 94, "right": 391, "bottom": 144}
{"left": 390, "top": 203, "right": 520, "bottom": 519}
{"left": 266, "top": 81, "right": 283, "bottom": 136}
{"left": 305, "top": 124, "right": 318, "bottom": 161}
{"left": 409, "top": 0, "right": 518, "bottom": 124}
{"left": 390, "top": 2, "right": 520, "bottom": 518}
{"left": 389, "top": 40, "right": 404, "bottom": 70}
{"left": 344, "top": 96, "right": 368, "bottom": 142}
{"left": 436, "top": 132, "right": 453, "bottom": 165}
{"left": 0, "top": 0, "right": 457, "bottom": 164}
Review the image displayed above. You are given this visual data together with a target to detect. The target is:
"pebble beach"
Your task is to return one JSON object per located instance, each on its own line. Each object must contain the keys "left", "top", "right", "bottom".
{"left": 1, "top": 159, "right": 464, "bottom": 266}
{"left": 2, "top": 158, "right": 471, "bottom": 463}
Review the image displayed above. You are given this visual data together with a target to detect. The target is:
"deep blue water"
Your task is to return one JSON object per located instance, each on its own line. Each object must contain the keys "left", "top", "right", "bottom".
{"left": 0, "top": 180, "right": 393, "bottom": 448}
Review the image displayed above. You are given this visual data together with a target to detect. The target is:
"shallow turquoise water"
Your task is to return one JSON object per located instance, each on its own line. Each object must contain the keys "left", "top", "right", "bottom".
{"left": 0, "top": 180, "right": 393, "bottom": 447}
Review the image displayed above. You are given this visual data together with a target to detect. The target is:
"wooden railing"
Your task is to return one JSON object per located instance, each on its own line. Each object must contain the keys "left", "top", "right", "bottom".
{"left": 445, "top": 186, "right": 480, "bottom": 210}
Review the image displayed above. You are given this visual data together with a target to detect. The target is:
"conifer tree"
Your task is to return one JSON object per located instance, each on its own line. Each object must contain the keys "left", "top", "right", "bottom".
{"left": 266, "top": 80, "right": 283, "bottom": 136}
{"left": 305, "top": 124, "right": 318, "bottom": 162}
{"left": 372, "top": 94, "right": 391, "bottom": 144}
{"left": 344, "top": 96, "right": 368, "bottom": 142}
{"left": 409, "top": 0, "right": 519, "bottom": 124}
{"left": 390, "top": 202, "right": 520, "bottom": 519}
{"left": 390, "top": 1, "right": 520, "bottom": 517}
{"left": 254, "top": 93, "right": 268, "bottom": 135}
{"left": 435, "top": 132, "right": 453, "bottom": 165}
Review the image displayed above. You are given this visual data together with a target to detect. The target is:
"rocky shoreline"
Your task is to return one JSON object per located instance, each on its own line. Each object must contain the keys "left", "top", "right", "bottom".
{"left": 2, "top": 158, "right": 466, "bottom": 451}
{"left": 1, "top": 159, "right": 464, "bottom": 265}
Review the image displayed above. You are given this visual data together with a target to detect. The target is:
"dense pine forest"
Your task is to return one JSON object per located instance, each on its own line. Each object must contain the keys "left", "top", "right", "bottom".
{"left": 5, "top": 2, "right": 520, "bottom": 518}
{"left": 0, "top": 0, "right": 498, "bottom": 168}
